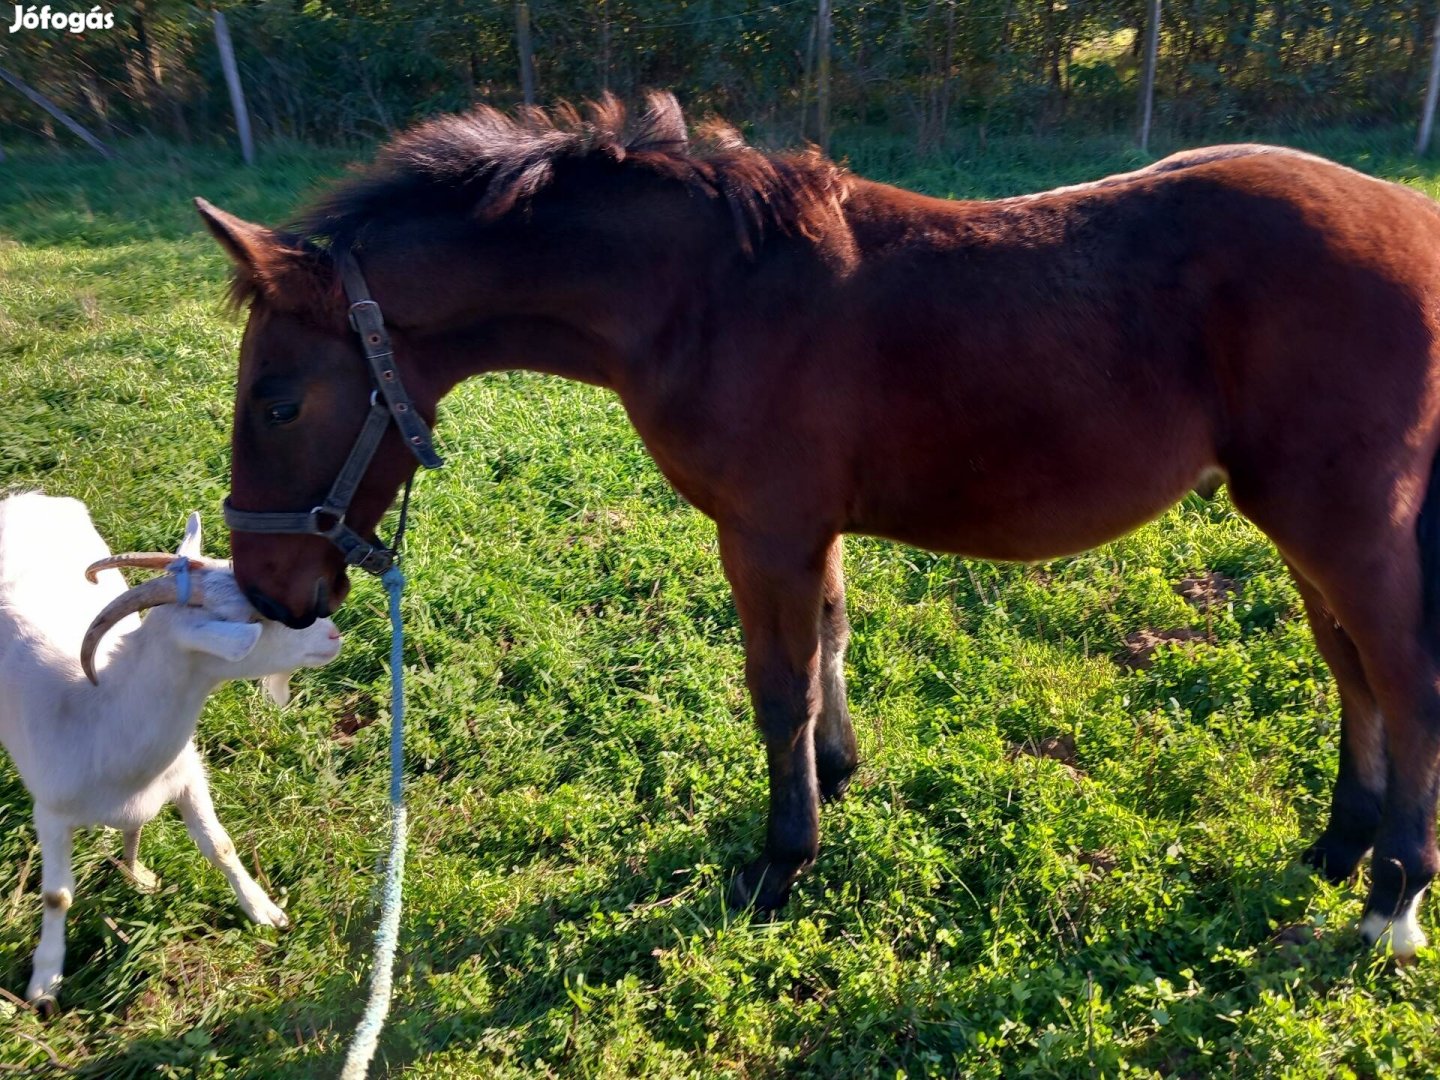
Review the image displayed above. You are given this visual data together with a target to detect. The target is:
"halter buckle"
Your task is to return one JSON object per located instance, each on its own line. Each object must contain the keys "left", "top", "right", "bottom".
{"left": 348, "top": 299, "right": 382, "bottom": 333}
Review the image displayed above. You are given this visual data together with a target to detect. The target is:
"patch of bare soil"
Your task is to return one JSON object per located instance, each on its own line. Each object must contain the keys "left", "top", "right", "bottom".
{"left": 1114, "top": 628, "right": 1208, "bottom": 671}
{"left": 1007, "top": 734, "right": 1083, "bottom": 779}
{"left": 1077, "top": 848, "right": 1118, "bottom": 875}
{"left": 1173, "top": 571, "right": 1239, "bottom": 611}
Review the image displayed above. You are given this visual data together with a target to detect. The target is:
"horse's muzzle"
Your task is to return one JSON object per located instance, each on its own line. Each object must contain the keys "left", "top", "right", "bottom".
{"left": 246, "top": 586, "right": 311, "bottom": 628}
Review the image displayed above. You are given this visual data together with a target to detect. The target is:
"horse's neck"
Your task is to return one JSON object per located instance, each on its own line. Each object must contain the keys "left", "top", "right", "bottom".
{"left": 430, "top": 316, "right": 623, "bottom": 391}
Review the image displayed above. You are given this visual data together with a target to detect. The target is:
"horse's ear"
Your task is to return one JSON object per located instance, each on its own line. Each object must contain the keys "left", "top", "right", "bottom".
{"left": 195, "top": 198, "right": 280, "bottom": 276}
{"left": 194, "top": 198, "right": 329, "bottom": 309}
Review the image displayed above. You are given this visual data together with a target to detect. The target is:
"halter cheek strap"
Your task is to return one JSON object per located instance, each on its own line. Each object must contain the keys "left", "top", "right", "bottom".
{"left": 223, "top": 250, "right": 445, "bottom": 577}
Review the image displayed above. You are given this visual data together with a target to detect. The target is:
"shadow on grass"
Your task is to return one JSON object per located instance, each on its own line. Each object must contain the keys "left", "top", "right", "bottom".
{"left": 0, "top": 793, "right": 1367, "bottom": 1078}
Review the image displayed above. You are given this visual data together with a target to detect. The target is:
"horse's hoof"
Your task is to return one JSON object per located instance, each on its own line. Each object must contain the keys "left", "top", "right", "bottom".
{"left": 1360, "top": 905, "right": 1429, "bottom": 960}
{"left": 1301, "top": 837, "right": 1366, "bottom": 885}
{"left": 818, "top": 768, "right": 856, "bottom": 805}
{"left": 727, "top": 870, "right": 755, "bottom": 911}
{"left": 727, "top": 859, "right": 799, "bottom": 913}
{"left": 29, "top": 994, "right": 57, "bottom": 1020}
{"left": 817, "top": 754, "right": 859, "bottom": 805}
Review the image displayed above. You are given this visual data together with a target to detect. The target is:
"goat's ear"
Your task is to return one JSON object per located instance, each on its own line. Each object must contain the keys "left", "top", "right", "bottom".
{"left": 261, "top": 672, "right": 293, "bottom": 707}
{"left": 177, "top": 511, "right": 202, "bottom": 559}
{"left": 173, "top": 619, "right": 262, "bottom": 662}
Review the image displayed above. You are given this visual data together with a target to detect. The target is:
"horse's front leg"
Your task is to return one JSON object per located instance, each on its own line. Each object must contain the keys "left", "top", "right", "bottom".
{"left": 817, "top": 535, "right": 859, "bottom": 803}
{"left": 720, "top": 526, "right": 830, "bottom": 912}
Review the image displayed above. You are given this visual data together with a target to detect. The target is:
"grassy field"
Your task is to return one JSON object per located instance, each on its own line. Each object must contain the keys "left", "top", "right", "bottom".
{"left": 5, "top": 127, "right": 1440, "bottom": 1078}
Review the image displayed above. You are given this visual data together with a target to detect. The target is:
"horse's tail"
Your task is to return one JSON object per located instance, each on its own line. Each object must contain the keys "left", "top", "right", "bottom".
{"left": 1418, "top": 440, "right": 1440, "bottom": 654}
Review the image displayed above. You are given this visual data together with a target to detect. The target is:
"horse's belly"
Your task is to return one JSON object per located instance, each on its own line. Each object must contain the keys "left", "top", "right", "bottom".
{"left": 852, "top": 436, "right": 1217, "bottom": 562}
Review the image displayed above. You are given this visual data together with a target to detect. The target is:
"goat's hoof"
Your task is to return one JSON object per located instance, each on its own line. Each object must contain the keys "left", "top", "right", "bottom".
{"left": 26, "top": 991, "right": 58, "bottom": 1019}
{"left": 244, "top": 896, "right": 289, "bottom": 930}
{"left": 124, "top": 861, "right": 160, "bottom": 894}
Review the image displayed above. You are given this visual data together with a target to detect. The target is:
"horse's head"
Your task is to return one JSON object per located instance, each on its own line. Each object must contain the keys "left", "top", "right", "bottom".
{"left": 196, "top": 200, "right": 433, "bottom": 627}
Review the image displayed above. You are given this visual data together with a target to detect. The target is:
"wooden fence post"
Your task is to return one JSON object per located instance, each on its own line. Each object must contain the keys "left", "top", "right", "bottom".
{"left": 1138, "top": 0, "right": 1160, "bottom": 152}
{"left": 1419, "top": 8, "right": 1440, "bottom": 155}
{"left": 213, "top": 10, "right": 255, "bottom": 165}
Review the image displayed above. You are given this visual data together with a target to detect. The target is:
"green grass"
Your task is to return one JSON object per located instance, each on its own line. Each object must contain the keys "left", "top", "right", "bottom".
{"left": 4, "top": 129, "right": 1440, "bottom": 1077}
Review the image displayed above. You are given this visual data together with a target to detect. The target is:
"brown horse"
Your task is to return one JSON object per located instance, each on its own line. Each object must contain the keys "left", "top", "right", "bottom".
{"left": 198, "top": 94, "right": 1440, "bottom": 954}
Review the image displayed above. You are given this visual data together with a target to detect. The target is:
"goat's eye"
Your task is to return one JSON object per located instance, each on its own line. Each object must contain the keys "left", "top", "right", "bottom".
{"left": 265, "top": 401, "right": 300, "bottom": 426}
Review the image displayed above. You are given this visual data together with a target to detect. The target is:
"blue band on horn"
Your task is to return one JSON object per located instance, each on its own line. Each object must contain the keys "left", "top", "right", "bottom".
{"left": 169, "top": 558, "right": 192, "bottom": 606}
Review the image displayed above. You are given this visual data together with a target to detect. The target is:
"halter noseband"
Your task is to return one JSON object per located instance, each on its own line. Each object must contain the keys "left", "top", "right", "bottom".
{"left": 222, "top": 251, "right": 445, "bottom": 577}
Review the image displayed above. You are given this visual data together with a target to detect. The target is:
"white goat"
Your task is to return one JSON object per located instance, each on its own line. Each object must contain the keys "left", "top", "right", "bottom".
{"left": 0, "top": 492, "right": 341, "bottom": 1012}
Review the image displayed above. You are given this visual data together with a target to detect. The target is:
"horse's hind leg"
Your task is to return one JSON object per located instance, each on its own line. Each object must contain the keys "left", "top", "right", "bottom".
{"left": 1289, "top": 567, "right": 1387, "bottom": 882}
{"left": 817, "top": 537, "right": 859, "bottom": 803}
{"left": 1273, "top": 537, "right": 1440, "bottom": 955}
{"left": 719, "top": 526, "right": 831, "bottom": 912}
{"left": 1348, "top": 622, "right": 1439, "bottom": 956}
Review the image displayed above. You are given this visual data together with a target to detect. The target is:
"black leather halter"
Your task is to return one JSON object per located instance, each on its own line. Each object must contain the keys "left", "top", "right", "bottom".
{"left": 223, "top": 251, "right": 445, "bottom": 576}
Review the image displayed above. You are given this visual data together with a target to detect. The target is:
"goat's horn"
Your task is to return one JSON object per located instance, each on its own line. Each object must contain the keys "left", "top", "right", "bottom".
{"left": 81, "top": 573, "right": 206, "bottom": 685}
{"left": 84, "top": 554, "right": 205, "bottom": 584}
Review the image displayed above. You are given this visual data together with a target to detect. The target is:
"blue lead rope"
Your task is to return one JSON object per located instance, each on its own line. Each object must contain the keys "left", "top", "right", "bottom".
{"left": 340, "top": 565, "right": 410, "bottom": 1080}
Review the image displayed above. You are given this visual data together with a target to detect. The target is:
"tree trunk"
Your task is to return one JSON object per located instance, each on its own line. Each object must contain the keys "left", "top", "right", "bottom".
{"left": 816, "top": 0, "right": 832, "bottom": 153}
{"left": 516, "top": 0, "right": 537, "bottom": 105}
{"left": 1138, "top": 0, "right": 1161, "bottom": 151}
{"left": 600, "top": 0, "right": 611, "bottom": 93}
{"left": 80, "top": 71, "right": 114, "bottom": 142}
{"left": 800, "top": 15, "right": 817, "bottom": 141}
{"left": 940, "top": 0, "right": 955, "bottom": 141}
{"left": 133, "top": 6, "right": 160, "bottom": 101}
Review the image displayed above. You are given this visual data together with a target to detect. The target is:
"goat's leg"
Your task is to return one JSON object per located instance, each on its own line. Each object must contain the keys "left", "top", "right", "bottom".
{"left": 816, "top": 536, "right": 859, "bottom": 803}
{"left": 720, "top": 526, "right": 829, "bottom": 912}
{"left": 26, "top": 809, "right": 73, "bottom": 1015}
{"left": 174, "top": 757, "right": 287, "bottom": 929}
{"left": 120, "top": 827, "right": 160, "bottom": 893}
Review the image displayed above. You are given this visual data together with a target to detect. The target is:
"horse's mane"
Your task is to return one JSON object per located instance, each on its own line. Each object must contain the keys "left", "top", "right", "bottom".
{"left": 291, "top": 91, "right": 845, "bottom": 262}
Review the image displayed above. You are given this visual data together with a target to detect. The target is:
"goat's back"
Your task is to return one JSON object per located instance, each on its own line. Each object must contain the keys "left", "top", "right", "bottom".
{"left": 0, "top": 492, "right": 132, "bottom": 667}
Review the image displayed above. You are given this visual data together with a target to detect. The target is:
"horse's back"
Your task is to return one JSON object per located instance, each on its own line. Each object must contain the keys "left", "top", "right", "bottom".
{"left": 814, "top": 145, "right": 1440, "bottom": 560}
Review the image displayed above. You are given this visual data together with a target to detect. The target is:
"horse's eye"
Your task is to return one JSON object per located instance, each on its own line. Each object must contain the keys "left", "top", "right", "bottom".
{"left": 266, "top": 401, "right": 300, "bottom": 426}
